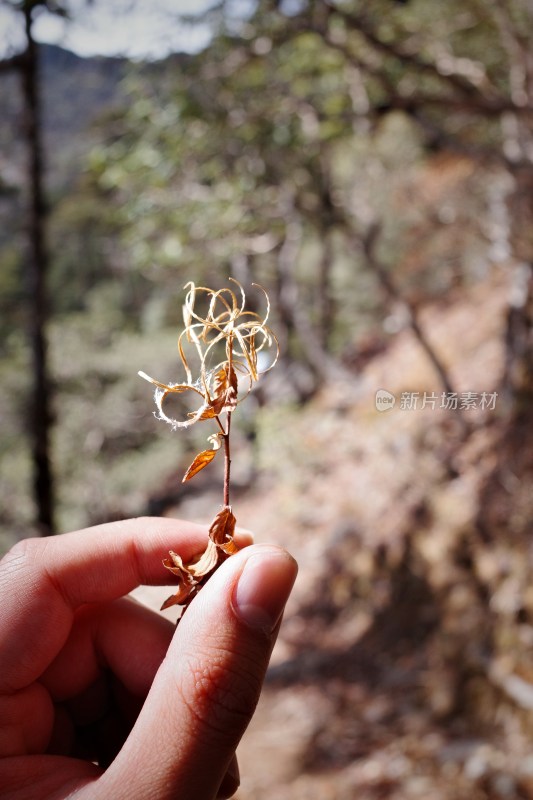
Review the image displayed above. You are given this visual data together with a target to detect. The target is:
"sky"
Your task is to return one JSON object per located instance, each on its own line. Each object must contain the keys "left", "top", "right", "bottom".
{"left": 0, "top": 0, "right": 223, "bottom": 61}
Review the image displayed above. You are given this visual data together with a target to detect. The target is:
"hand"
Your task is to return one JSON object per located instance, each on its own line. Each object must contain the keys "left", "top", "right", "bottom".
{"left": 0, "top": 517, "right": 297, "bottom": 799}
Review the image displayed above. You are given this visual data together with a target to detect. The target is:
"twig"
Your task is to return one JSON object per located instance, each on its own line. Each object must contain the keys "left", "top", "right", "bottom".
{"left": 361, "top": 223, "right": 457, "bottom": 397}
{"left": 223, "top": 412, "right": 232, "bottom": 507}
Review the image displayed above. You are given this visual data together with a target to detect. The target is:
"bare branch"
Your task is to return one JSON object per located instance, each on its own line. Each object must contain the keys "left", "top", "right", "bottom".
{"left": 322, "top": 2, "right": 505, "bottom": 104}
{"left": 361, "top": 223, "right": 457, "bottom": 397}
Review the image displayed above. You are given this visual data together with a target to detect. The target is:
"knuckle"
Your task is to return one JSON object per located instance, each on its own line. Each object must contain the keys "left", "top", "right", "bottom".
{"left": 0, "top": 537, "right": 39, "bottom": 579}
{"left": 0, "top": 537, "right": 67, "bottom": 609}
{"left": 2, "top": 536, "right": 36, "bottom": 561}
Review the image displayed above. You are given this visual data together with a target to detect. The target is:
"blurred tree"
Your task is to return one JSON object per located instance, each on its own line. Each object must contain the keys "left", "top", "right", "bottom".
{"left": 21, "top": 0, "right": 56, "bottom": 534}
{"left": 0, "top": 0, "right": 67, "bottom": 533}
{"left": 0, "top": 0, "right": 112, "bottom": 534}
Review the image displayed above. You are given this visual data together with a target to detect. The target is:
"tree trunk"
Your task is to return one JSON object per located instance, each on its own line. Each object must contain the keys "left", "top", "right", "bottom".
{"left": 21, "top": 3, "right": 55, "bottom": 535}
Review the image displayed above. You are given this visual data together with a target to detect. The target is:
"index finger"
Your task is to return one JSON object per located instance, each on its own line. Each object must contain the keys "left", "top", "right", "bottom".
{"left": 0, "top": 517, "right": 209, "bottom": 693}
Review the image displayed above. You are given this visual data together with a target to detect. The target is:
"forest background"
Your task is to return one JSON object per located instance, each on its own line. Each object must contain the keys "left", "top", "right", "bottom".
{"left": 1, "top": 1, "right": 532, "bottom": 798}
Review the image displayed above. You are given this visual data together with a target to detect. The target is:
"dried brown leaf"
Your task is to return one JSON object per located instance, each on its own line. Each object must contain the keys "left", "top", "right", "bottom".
{"left": 161, "top": 551, "right": 197, "bottom": 610}
{"left": 188, "top": 539, "right": 220, "bottom": 578}
{"left": 210, "top": 364, "right": 238, "bottom": 415}
{"left": 182, "top": 448, "right": 218, "bottom": 482}
{"left": 219, "top": 539, "right": 239, "bottom": 555}
{"left": 159, "top": 507, "right": 238, "bottom": 612}
{"left": 195, "top": 405, "right": 217, "bottom": 420}
{"left": 162, "top": 550, "right": 191, "bottom": 578}
{"left": 209, "top": 505, "right": 237, "bottom": 548}
{"left": 160, "top": 584, "right": 196, "bottom": 610}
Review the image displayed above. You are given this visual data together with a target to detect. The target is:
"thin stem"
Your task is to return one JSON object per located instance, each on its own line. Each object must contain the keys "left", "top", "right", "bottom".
{"left": 223, "top": 412, "right": 232, "bottom": 507}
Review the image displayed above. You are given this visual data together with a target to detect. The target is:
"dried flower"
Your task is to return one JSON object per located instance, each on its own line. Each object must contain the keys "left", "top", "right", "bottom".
{"left": 139, "top": 280, "right": 278, "bottom": 612}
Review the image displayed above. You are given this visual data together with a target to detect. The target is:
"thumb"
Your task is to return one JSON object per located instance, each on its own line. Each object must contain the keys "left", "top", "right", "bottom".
{"left": 98, "top": 543, "right": 298, "bottom": 800}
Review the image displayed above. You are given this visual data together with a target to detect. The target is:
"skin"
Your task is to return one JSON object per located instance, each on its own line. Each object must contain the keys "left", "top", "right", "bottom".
{"left": 0, "top": 517, "right": 298, "bottom": 799}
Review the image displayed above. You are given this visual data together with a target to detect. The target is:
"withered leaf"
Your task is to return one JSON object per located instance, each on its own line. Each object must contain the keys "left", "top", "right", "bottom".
{"left": 219, "top": 538, "right": 239, "bottom": 555}
{"left": 196, "top": 405, "right": 217, "bottom": 420}
{"left": 209, "top": 505, "right": 237, "bottom": 547}
{"left": 182, "top": 448, "right": 218, "bottom": 482}
{"left": 210, "top": 364, "right": 238, "bottom": 415}
{"left": 188, "top": 538, "right": 220, "bottom": 578}
{"left": 161, "top": 551, "right": 197, "bottom": 610}
{"left": 160, "top": 506, "right": 238, "bottom": 613}
{"left": 160, "top": 584, "right": 196, "bottom": 610}
{"left": 162, "top": 550, "right": 194, "bottom": 579}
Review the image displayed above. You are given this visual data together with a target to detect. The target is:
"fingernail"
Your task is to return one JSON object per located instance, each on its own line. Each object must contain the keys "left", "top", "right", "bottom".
{"left": 232, "top": 548, "right": 298, "bottom": 634}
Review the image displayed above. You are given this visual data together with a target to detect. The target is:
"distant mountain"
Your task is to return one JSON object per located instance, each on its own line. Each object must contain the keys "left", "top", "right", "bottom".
{"left": 0, "top": 43, "right": 192, "bottom": 189}
{"left": 0, "top": 43, "right": 130, "bottom": 193}
{"left": 41, "top": 44, "right": 131, "bottom": 185}
{"left": 41, "top": 44, "right": 127, "bottom": 150}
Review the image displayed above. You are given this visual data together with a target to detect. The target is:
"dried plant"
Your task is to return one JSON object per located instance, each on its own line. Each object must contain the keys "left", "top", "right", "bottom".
{"left": 139, "top": 280, "right": 278, "bottom": 612}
